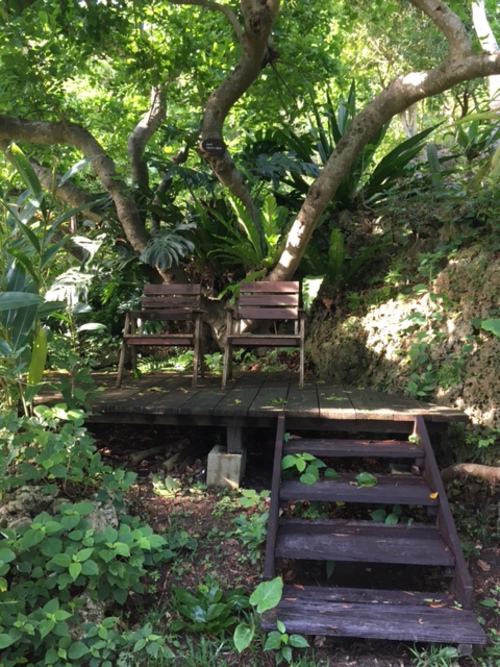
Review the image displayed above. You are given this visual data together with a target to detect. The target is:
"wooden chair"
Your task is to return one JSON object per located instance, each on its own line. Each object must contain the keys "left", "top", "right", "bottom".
{"left": 222, "top": 281, "right": 305, "bottom": 389}
{"left": 116, "top": 284, "right": 204, "bottom": 388}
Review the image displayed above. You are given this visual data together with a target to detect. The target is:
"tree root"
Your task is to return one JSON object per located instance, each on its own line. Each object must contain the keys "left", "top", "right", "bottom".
{"left": 441, "top": 463, "right": 500, "bottom": 485}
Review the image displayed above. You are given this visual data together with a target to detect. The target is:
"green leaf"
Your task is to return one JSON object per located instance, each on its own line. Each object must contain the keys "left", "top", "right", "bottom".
{"left": 45, "top": 647, "right": 59, "bottom": 664}
{"left": 250, "top": 577, "right": 283, "bottom": 613}
{"left": 276, "top": 620, "right": 286, "bottom": 633}
{"left": 233, "top": 622, "right": 255, "bottom": 653}
{"left": 324, "top": 468, "right": 341, "bottom": 479}
{"left": 81, "top": 559, "right": 99, "bottom": 576}
{"left": 0, "top": 291, "right": 43, "bottom": 311}
{"left": 8, "top": 143, "right": 43, "bottom": 198}
{"left": 299, "top": 471, "right": 318, "bottom": 485}
{"left": 50, "top": 553, "right": 72, "bottom": 568}
{"left": 69, "top": 562, "right": 82, "bottom": 580}
{"left": 481, "top": 319, "right": 500, "bottom": 338}
{"left": 327, "top": 228, "right": 345, "bottom": 287}
{"left": 114, "top": 542, "right": 131, "bottom": 558}
{"left": 480, "top": 598, "right": 498, "bottom": 608}
{"left": 59, "top": 155, "right": 98, "bottom": 187}
{"left": 281, "top": 454, "right": 297, "bottom": 471}
{"left": 0, "top": 633, "right": 16, "bottom": 648}
{"left": 355, "top": 472, "right": 378, "bottom": 488}
{"left": 44, "top": 599, "right": 59, "bottom": 614}
{"left": 289, "top": 634, "right": 309, "bottom": 648}
{"left": 39, "top": 618, "right": 55, "bottom": 639}
{"left": 0, "top": 548, "right": 16, "bottom": 564}
{"left": 75, "top": 547, "right": 94, "bottom": 562}
{"left": 114, "top": 588, "right": 128, "bottom": 605}
{"left": 370, "top": 509, "right": 387, "bottom": 522}
{"left": 20, "top": 528, "right": 45, "bottom": 549}
{"left": 264, "top": 630, "right": 282, "bottom": 650}
{"left": 68, "top": 641, "right": 90, "bottom": 659}
{"left": 28, "top": 326, "right": 47, "bottom": 385}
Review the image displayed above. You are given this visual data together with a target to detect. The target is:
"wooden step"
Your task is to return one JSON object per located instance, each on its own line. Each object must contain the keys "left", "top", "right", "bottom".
{"left": 284, "top": 438, "right": 423, "bottom": 459}
{"left": 280, "top": 474, "right": 438, "bottom": 506}
{"left": 275, "top": 519, "right": 454, "bottom": 566}
{"left": 261, "top": 585, "right": 486, "bottom": 645}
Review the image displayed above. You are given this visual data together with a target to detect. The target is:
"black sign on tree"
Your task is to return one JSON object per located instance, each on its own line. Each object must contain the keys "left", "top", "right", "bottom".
{"left": 200, "top": 138, "right": 226, "bottom": 155}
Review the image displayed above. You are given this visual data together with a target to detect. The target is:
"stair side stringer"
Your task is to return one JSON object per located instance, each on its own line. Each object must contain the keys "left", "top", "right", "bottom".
{"left": 414, "top": 415, "right": 473, "bottom": 609}
{"left": 263, "top": 414, "right": 285, "bottom": 580}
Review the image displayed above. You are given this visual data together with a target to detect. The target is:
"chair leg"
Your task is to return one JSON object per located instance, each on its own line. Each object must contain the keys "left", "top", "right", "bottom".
{"left": 299, "top": 345, "right": 304, "bottom": 389}
{"left": 222, "top": 342, "right": 232, "bottom": 389}
{"left": 192, "top": 342, "right": 199, "bottom": 389}
{"left": 116, "top": 342, "right": 127, "bottom": 388}
{"left": 131, "top": 347, "right": 137, "bottom": 375}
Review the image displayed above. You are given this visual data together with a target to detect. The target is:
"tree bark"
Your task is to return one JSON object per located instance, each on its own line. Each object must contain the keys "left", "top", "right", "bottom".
{"left": 471, "top": 0, "right": 500, "bottom": 110}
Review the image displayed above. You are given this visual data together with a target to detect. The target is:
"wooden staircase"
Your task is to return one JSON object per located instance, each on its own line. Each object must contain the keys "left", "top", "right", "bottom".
{"left": 262, "top": 415, "right": 485, "bottom": 648}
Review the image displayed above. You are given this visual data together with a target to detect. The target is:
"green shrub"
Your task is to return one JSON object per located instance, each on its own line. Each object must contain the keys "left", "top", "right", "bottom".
{"left": 0, "top": 404, "right": 182, "bottom": 666}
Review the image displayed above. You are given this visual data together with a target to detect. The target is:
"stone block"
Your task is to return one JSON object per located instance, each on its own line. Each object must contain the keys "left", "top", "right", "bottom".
{"left": 206, "top": 444, "right": 247, "bottom": 488}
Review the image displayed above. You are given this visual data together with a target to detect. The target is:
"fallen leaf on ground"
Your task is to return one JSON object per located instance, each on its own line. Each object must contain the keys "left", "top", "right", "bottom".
{"left": 477, "top": 559, "right": 491, "bottom": 572}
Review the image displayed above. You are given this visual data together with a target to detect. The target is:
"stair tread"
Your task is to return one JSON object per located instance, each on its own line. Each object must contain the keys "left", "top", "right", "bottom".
{"left": 275, "top": 518, "right": 454, "bottom": 565}
{"left": 261, "top": 585, "right": 486, "bottom": 644}
{"left": 280, "top": 474, "right": 438, "bottom": 506}
{"left": 284, "top": 438, "right": 423, "bottom": 459}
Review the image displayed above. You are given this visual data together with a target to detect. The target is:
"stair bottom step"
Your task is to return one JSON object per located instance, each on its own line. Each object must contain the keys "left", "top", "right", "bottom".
{"left": 261, "top": 586, "right": 486, "bottom": 645}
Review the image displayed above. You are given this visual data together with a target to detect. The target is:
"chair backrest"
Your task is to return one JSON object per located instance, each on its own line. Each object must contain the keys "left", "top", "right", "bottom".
{"left": 237, "top": 281, "right": 299, "bottom": 321}
{"left": 141, "top": 284, "right": 201, "bottom": 320}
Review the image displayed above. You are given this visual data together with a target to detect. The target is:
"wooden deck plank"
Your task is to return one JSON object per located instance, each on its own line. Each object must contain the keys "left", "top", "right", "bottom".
{"left": 275, "top": 519, "right": 454, "bottom": 566}
{"left": 212, "top": 374, "right": 265, "bottom": 417}
{"left": 343, "top": 385, "right": 396, "bottom": 420}
{"left": 376, "top": 391, "right": 469, "bottom": 423}
{"left": 92, "top": 375, "right": 188, "bottom": 413}
{"left": 280, "top": 474, "right": 439, "bottom": 506}
{"left": 283, "top": 380, "right": 319, "bottom": 419}
{"left": 262, "top": 586, "right": 485, "bottom": 644}
{"left": 317, "top": 384, "right": 357, "bottom": 420}
{"left": 142, "top": 376, "right": 226, "bottom": 416}
{"left": 248, "top": 374, "right": 291, "bottom": 416}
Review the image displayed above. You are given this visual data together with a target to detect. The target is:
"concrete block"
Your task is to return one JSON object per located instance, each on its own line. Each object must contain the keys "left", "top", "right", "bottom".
{"left": 206, "top": 444, "right": 247, "bottom": 488}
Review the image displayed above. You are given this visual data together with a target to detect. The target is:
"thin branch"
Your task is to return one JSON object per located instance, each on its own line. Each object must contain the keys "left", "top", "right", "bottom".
{"left": 128, "top": 85, "right": 167, "bottom": 190}
{"left": 151, "top": 145, "right": 190, "bottom": 233}
{"left": 166, "top": 0, "right": 244, "bottom": 43}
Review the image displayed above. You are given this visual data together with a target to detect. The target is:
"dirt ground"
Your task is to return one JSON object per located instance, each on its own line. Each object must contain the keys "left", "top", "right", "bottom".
{"left": 90, "top": 423, "right": 500, "bottom": 667}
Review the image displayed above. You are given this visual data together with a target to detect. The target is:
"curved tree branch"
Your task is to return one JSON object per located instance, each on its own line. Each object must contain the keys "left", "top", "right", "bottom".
{"left": 128, "top": 85, "right": 167, "bottom": 190}
{"left": 0, "top": 117, "right": 150, "bottom": 253}
{"left": 269, "top": 3, "right": 500, "bottom": 281}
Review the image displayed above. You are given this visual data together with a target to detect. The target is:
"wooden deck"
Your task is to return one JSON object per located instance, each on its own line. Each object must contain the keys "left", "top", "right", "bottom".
{"left": 87, "top": 372, "right": 467, "bottom": 449}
